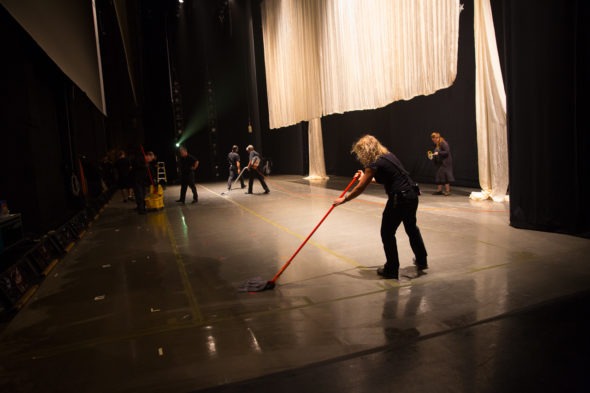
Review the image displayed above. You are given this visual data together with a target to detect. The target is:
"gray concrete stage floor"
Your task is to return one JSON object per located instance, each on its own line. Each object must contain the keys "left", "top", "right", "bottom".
{"left": 0, "top": 175, "right": 589, "bottom": 393}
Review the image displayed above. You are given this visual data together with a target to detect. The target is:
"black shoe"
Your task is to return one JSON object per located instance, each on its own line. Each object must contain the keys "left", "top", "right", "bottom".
{"left": 413, "top": 258, "right": 428, "bottom": 270}
{"left": 176, "top": 199, "right": 185, "bottom": 204}
{"left": 377, "top": 267, "right": 398, "bottom": 279}
{"left": 264, "top": 189, "right": 270, "bottom": 194}
{"left": 432, "top": 191, "right": 443, "bottom": 195}
{"left": 245, "top": 191, "right": 252, "bottom": 194}
{"left": 241, "top": 185, "right": 246, "bottom": 189}
{"left": 191, "top": 199, "right": 198, "bottom": 204}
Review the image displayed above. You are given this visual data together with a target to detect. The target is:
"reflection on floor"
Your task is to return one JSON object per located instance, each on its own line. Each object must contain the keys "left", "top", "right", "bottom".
{"left": 1, "top": 175, "right": 589, "bottom": 393}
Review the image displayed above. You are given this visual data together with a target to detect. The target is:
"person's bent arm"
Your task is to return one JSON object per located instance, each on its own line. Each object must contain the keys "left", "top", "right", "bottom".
{"left": 435, "top": 141, "right": 449, "bottom": 158}
{"left": 333, "top": 168, "right": 375, "bottom": 206}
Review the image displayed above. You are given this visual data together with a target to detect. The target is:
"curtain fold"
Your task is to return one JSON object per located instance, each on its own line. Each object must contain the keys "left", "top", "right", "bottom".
{"left": 306, "top": 118, "right": 328, "bottom": 179}
{"left": 471, "top": 0, "right": 508, "bottom": 202}
{"left": 261, "top": 0, "right": 323, "bottom": 129}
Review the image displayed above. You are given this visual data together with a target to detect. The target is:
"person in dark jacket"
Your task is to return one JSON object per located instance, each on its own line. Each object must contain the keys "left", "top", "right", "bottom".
{"left": 176, "top": 146, "right": 199, "bottom": 204}
{"left": 227, "top": 145, "right": 245, "bottom": 190}
{"left": 114, "top": 150, "right": 133, "bottom": 202}
{"left": 429, "top": 132, "right": 455, "bottom": 196}
{"left": 130, "top": 147, "right": 154, "bottom": 214}
{"left": 333, "top": 134, "right": 428, "bottom": 279}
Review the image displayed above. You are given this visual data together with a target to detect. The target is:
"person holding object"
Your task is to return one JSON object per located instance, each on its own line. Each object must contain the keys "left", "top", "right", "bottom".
{"left": 245, "top": 145, "right": 270, "bottom": 194}
{"left": 176, "top": 146, "right": 199, "bottom": 204}
{"left": 227, "top": 145, "right": 246, "bottom": 190}
{"left": 333, "top": 135, "right": 428, "bottom": 279}
{"left": 429, "top": 132, "right": 454, "bottom": 195}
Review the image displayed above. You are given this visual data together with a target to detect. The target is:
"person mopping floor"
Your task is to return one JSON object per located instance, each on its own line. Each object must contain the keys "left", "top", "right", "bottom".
{"left": 333, "top": 135, "right": 428, "bottom": 279}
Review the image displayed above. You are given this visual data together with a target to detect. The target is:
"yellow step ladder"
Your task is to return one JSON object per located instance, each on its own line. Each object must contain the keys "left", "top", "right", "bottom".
{"left": 156, "top": 162, "right": 167, "bottom": 186}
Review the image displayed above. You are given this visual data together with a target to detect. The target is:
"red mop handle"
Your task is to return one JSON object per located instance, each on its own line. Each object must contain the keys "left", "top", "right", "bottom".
{"left": 269, "top": 173, "right": 360, "bottom": 284}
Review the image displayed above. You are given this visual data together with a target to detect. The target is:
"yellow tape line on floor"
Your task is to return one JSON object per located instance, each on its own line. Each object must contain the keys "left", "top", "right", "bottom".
{"left": 163, "top": 212, "right": 203, "bottom": 323}
{"left": 201, "top": 184, "right": 364, "bottom": 269}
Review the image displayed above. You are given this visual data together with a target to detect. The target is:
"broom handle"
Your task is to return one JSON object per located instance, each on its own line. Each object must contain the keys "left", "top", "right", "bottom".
{"left": 230, "top": 166, "right": 246, "bottom": 189}
{"left": 269, "top": 173, "right": 360, "bottom": 284}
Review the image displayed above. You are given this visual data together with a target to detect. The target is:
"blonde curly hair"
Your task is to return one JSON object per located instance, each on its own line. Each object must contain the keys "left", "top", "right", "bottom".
{"left": 351, "top": 135, "right": 389, "bottom": 167}
{"left": 430, "top": 132, "right": 446, "bottom": 148}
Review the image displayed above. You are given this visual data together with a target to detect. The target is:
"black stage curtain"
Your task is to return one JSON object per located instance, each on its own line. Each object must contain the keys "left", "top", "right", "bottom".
{"left": 505, "top": 0, "right": 590, "bottom": 237}
{"left": 0, "top": 4, "right": 136, "bottom": 236}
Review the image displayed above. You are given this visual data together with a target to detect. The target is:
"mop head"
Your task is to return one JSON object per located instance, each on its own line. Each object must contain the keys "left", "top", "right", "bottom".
{"left": 238, "top": 277, "right": 275, "bottom": 292}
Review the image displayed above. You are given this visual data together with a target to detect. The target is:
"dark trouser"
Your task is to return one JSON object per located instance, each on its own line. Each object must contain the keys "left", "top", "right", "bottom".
{"left": 227, "top": 167, "right": 245, "bottom": 189}
{"left": 179, "top": 174, "right": 198, "bottom": 201}
{"left": 133, "top": 180, "right": 146, "bottom": 213}
{"left": 248, "top": 169, "right": 269, "bottom": 193}
{"left": 381, "top": 193, "right": 427, "bottom": 274}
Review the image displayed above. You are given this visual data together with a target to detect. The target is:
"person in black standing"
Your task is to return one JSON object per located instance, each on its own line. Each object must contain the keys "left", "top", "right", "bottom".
{"left": 131, "top": 146, "right": 154, "bottom": 214}
{"left": 114, "top": 150, "right": 132, "bottom": 202}
{"left": 145, "top": 151, "right": 158, "bottom": 186}
{"left": 176, "top": 146, "right": 199, "bottom": 204}
{"left": 227, "top": 145, "right": 245, "bottom": 190}
{"left": 333, "top": 135, "right": 428, "bottom": 279}
{"left": 245, "top": 145, "right": 270, "bottom": 194}
{"left": 429, "top": 132, "right": 454, "bottom": 196}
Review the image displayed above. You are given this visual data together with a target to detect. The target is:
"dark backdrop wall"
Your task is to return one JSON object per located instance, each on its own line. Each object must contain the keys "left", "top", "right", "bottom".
{"left": 0, "top": 2, "right": 139, "bottom": 236}
{"left": 139, "top": 0, "right": 178, "bottom": 181}
{"left": 0, "top": 6, "right": 78, "bottom": 235}
{"left": 505, "top": 0, "right": 590, "bottom": 237}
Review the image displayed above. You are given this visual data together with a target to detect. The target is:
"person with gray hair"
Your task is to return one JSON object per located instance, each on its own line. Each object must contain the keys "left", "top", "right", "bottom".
{"left": 245, "top": 145, "right": 270, "bottom": 194}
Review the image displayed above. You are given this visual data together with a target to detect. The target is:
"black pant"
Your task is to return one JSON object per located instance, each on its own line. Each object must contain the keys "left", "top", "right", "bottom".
{"left": 179, "top": 174, "right": 198, "bottom": 201}
{"left": 227, "top": 166, "right": 245, "bottom": 189}
{"left": 248, "top": 168, "right": 269, "bottom": 193}
{"left": 381, "top": 193, "right": 427, "bottom": 274}
{"left": 133, "top": 181, "right": 146, "bottom": 213}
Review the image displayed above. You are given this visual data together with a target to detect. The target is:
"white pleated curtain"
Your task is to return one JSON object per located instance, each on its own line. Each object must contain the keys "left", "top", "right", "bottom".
{"left": 261, "top": 0, "right": 461, "bottom": 128}
{"left": 472, "top": 0, "right": 508, "bottom": 201}
{"left": 261, "top": 0, "right": 461, "bottom": 178}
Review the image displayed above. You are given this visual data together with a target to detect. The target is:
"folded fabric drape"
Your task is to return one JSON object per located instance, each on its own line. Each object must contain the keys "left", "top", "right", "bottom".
{"left": 307, "top": 118, "right": 328, "bottom": 179}
{"left": 261, "top": 0, "right": 462, "bottom": 129}
{"left": 472, "top": 0, "right": 508, "bottom": 202}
